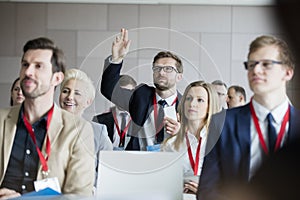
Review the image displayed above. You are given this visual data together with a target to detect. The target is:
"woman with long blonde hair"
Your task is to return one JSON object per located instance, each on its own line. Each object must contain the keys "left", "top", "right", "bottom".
{"left": 161, "top": 80, "right": 219, "bottom": 194}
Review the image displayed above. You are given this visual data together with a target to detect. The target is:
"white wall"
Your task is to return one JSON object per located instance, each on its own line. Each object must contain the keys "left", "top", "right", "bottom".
{"left": 0, "top": 3, "right": 298, "bottom": 120}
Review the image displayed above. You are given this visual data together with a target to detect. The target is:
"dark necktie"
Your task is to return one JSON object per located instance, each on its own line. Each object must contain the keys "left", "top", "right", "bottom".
{"left": 267, "top": 113, "right": 277, "bottom": 154}
{"left": 119, "top": 112, "right": 127, "bottom": 147}
{"left": 158, "top": 99, "right": 167, "bottom": 108}
{"left": 156, "top": 100, "right": 167, "bottom": 143}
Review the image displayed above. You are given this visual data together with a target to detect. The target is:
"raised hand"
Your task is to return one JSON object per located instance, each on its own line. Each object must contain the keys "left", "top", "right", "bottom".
{"left": 111, "top": 28, "right": 131, "bottom": 63}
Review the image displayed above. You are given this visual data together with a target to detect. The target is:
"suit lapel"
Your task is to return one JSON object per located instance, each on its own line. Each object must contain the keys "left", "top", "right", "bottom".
{"left": 236, "top": 105, "right": 251, "bottom": 180}
{"left": 3, "top": 106, "right": 20, "bottom": 170}
{"left": 43, "top": 104, "right": 63, "bottom": 152}
{"left": 109, "top": 108, "right": 116, "bottom": 141}
{"left": 175, "top": 91, "right": 182, "bottom": 111}
{"left": 287, "top": 105, "right": 300, "bottom": 143}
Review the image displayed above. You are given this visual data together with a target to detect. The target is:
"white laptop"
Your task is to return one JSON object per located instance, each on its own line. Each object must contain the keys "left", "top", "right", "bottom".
{"left": 96, "top": 151, "right": 183, "bottom": 200}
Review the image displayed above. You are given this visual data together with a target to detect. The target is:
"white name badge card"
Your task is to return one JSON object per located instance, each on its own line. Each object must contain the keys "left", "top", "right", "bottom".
{"left": 34, "top": 177, "right": 61, "bottom": 193}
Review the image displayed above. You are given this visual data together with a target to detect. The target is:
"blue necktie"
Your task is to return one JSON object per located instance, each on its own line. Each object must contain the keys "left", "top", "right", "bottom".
{"left": 267, "top": 113, "right": 277, "bottom": 154}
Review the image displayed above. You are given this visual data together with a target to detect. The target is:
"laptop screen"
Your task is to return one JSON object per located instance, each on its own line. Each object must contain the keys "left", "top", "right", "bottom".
{"left": 96, "top": 151, "right": 183, "bottom": 200}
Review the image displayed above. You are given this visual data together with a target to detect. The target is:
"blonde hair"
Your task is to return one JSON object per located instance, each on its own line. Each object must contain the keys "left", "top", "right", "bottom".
{"left": 248, "top": 35, "right": 295, "bottom": 69}
{"left": 166, "top": 81, "right": 219, "bottom": 151}
{"left": 61, "top": 68, "right": 95, "bottom": 101}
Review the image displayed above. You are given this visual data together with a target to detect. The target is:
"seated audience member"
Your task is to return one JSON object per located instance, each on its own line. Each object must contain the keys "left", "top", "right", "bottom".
{"left": 211, "top": 80, "right": 228, "bottom": 110}
{"left": 101, "top": 28, "right": 183, "bottom": 151}
{"left": 93, "top": 74, "right": 139, "bottom": 150}
{"left": 226, "top": 85, "right": 246, "bottom": 108}
{"left": 0, "top": 37, "right": 95, "bottom": 199}
{"left": 197, "top": 35, "right": 300, "bottom": 200}
{"left": 161, "top": 81, "right": 219, "bottom": 195}
{"left": 10, "top": 77, "right": 25, "bottom": 106}
{"left": 59, "top": 68, "right": 113, "bottom": 186}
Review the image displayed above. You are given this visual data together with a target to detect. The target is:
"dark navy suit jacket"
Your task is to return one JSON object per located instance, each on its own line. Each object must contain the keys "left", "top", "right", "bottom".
{"left": 197, "top": 103, "right": 300, "bottom": 200}
{"left": 101, "top": 59, "right": 181, "bottom": 149}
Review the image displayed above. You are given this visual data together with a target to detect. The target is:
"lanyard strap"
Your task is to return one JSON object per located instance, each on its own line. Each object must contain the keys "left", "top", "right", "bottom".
{"left": 185, "top": 132, "right": 202, "bottom": 175}
{"left": 250, "top": 100, "right": 290, "bottom": 155}
{"left": 22, "top": 105, "right": 54, "bottom": 174}
{"left": 153, "top": 95, "right": 178, "bottom": 138}
{"left": 112, "top": 111, "right": 131, "bottom": 146}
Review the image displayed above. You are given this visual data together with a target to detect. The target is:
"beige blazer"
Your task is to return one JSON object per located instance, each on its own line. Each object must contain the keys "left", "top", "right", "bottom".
{"left": 0, "top": 104, "right": 95, "bottom": 196}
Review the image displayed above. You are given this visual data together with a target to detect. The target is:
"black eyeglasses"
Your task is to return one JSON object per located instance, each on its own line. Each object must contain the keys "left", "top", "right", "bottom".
{"left": 244, "top": 59, "right": 283, "bottom": 71}
{"left": 152, "top": 66, "right": 178, "bottom": 73}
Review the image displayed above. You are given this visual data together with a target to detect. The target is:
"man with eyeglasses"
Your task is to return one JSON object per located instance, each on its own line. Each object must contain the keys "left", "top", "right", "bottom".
{"left": 197, "top": 35, "right": 300, "bottom": 200}
{"left": 101, "top": 28, "right": 183, "bottom": 151}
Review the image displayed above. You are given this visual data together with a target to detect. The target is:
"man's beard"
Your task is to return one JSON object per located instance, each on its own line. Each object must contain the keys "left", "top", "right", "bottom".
{"left": 21, "top": 78, "right": 50, "bottom": 99}
{"left": 154, "top": 83, "right": 170, "bottom": 91}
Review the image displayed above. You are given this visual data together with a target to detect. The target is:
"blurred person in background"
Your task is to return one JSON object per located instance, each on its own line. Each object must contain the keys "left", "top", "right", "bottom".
{"left": 10, "top": 77, "right": 25, "bottom": 106}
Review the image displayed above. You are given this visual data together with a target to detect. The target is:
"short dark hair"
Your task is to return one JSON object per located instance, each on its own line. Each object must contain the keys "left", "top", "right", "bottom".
{"left": 22, "top": 37, "right": 66, "bottom": 74}
{"left": 152, "top": 51, "right": 183, "bottom": 73}
{"left": 229, "top": 85, "right": 246, "bottom": 101}
{"left": 10, "top": 77, "right": 20, "bottom": 106}
{"left": 119, "top": 74, "right": 137, "bottom": 87}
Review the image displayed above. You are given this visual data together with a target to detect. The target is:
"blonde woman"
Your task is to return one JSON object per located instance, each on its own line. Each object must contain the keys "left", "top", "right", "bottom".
{"left": 161, "top": 81, "right": 219, "bottom": 194}
{"left": 59, "top": 68, "right": 113, "bottom": 187}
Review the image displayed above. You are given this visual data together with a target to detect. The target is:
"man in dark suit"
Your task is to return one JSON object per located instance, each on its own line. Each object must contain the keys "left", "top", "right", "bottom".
{"left": 101, "top": 28, "right": 183, "bottom": 151}
{"left": 93, "top": 74, "right": 138, "bottom": 150}
{"left": 197, "top": 35, "right": 300, "bottom": 200}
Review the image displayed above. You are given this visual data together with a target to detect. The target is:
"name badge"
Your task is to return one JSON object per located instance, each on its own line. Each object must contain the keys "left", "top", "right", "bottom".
{"left": 146, "top": 144, "right": 161, "bottom": 151}
{"left": 113, "top": 146, "right": 125, "bottom": 151}
{"left": 34, "top": 177, "right": 61, "bottom": 194}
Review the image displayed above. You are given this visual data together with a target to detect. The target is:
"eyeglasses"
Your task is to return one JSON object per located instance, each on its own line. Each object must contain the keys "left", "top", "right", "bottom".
{"left": 244, "top": 59, "right": 283, "bottom": 71}
{"left": 152, "top": 66, "right": 178, "bottom": 73}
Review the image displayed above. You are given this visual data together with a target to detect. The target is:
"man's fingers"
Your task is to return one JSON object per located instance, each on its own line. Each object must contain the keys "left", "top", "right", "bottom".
{"left": 125, "top": 40, "right": 131, "bottom": 50}
{"left": 123, "top": 28, "right": 128, "bottom": 42}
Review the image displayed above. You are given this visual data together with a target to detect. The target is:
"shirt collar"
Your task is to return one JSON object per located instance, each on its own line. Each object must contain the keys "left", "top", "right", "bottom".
{"left": 187, "top": 126, "right": 207, "bottom": 139}
{"left": 252, "top": 98, "right": 289, "bottom": 124}
{"left": 115, "top": 106, "right": 129, "bottom": 116}
{"left": 19, "top": 104, "right": 48, "bottom": 128}
{"left": 156, "top": 93, "right": 177, "bottom": 106}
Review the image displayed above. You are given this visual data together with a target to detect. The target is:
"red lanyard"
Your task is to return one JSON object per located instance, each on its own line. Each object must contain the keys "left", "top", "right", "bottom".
{"left": 153, "top": 95, "right": 178, "bottom": 134}
{"left": 112, "top": 111, "right": 131, "bottom": 146}
{"left": 250, "top": 100, "right": 290, "bottom": 155}
{"left": 22, "top": 105, "right": 54, "bottom": 176}
{"left": 185, "top": 132, "right": 202, "bottom": 175}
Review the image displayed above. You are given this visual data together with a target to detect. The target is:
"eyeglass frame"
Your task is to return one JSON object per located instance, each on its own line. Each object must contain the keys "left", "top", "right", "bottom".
{"left": 152, "top": 65, "right": 179, "bottom": 73}
{"left": 243, "top": 59, "right": 284, "bottom": 71}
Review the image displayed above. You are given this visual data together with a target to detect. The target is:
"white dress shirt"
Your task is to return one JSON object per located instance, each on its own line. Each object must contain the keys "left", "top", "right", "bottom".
{"left": 113, "top": 107, "right": 131, "bottom": 148}
{"left": 162, "top": 127, "right": 207, "bottom": 177}
{"left": 249, "top": 98, "right": 290, "bottom": 179}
